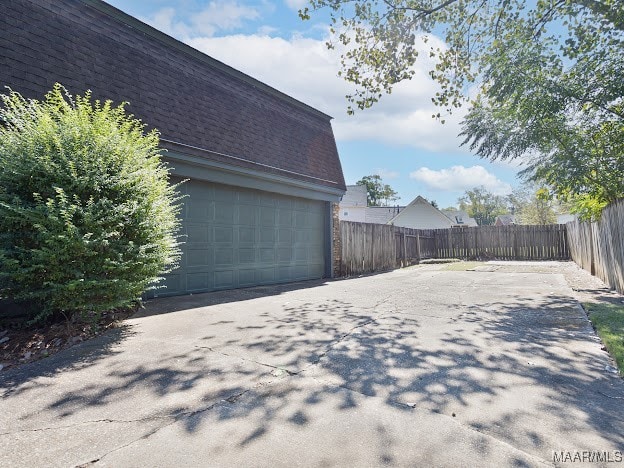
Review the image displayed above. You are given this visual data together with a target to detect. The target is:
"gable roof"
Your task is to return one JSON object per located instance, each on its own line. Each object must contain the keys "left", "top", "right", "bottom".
{"left": 340, "top": 185, "right": 368, "bottom": 207}
{"left": 387, "top": 196, "right": 454, "bottom": 229}
{"left": 365, "top": 206, "right": 405, "bottom": 224}
{"left": 495, "top": 214, "right": 516, "bottom": 226}
{"left": 441, "top": 209, "right": 478, "bottom": 227}
{"left": 0, "top": 0, "right": 345, "bottom": 191}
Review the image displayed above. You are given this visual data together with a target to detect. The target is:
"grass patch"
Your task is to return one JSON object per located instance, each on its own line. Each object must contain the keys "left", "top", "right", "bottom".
{"left": 443, "top": 261, "right": 485, "bottom": 271}
{"left": 420, "top": 258, "right": 461, "bottom": 264}
{"left": 584, "top": 302, "right": 624, "bottom": 374}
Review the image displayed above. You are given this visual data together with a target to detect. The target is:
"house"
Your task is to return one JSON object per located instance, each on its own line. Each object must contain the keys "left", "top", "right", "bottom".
{"left": 1, "top": 0, "right": 346, "bottom": 296}
{"left": 387, "top": 196, "right": 454, "bottom": 229}
{"left": 338, "top": 185, "right": 404, "bottom": 224}
{"left": 495, "top": 214, "right": 516, "bottom": 226}
{"left": 442, "top": 210, "right": 478, "bottom": 227}
{"left": 339, "top": 185, "right": 368, "bottom": 222}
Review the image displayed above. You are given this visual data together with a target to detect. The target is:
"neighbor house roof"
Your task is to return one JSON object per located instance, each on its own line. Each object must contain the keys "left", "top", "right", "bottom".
{"left": 365, "top": 206, "right": 405, "bottom": 224}
{"left": 340, "top": 185, "right": 368, "bottom": 207}
{"left": 495, "top": 214, "right": 516, "bottom": 226}
{"left": 442, "top": 210, "right": 478, "bottom": 227}
{"left": 0, "top": 0, "right": 345, "bottom": 191}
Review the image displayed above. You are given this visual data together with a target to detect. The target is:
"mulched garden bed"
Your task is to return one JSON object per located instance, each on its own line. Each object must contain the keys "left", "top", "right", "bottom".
{"left": 0, "top": 307, "right": 137, "bottom": 372}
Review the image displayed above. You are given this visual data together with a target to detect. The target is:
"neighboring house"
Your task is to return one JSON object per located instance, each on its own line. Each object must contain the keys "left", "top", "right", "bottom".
{"left": 366, "top": 206, "right": 404, "bottom": 224}
{"left": 495, "top": 215, "right": 516, "bottom": 226}
{"left": 557, "top": 213, "right": 576, "bottom": 224}
{"left": 387, "top": 196, "right": 454, "bottom": 229}
{"left": 442, "top": 210, "right": 478, "bottom": 227}
{"left": 1, "top": 0, "right": 346, "bottom": 297}
{"left": 339, "top": 185, "right": 405, "bottom": 224}
{"left": 339, "top": 185, "right": 367, "bottom": 222}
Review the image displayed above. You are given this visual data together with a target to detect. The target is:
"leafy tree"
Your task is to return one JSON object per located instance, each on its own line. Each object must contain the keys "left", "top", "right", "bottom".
{"left": 458, "top": 186, "right": 507, "bottom": 226}
{"left": 0, "top": 84, "right": 182, "bottom": 323}
{"left": 301, "top": 0, "right": 623, "bottom": 114}
{"left": 509, "top": 185, "right": 557, "bottom": 225}
{"left": 302, "top": 0, "right": 623, "bottom": 218}
{"left": 461, "top": 34, "right": 624, "bottom": 220}
{"left": 430, "top": 199, "right": 439, "bottom": 209}
{"left": 356, "top": 174, "right": 399, "bottom": 206}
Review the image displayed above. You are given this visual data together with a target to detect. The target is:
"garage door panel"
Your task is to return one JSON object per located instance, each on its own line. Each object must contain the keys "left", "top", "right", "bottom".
{"left": 239, "top": 248, "right": 256, "bottom": 264}
{"left": 214, "top": 185, "right": 235, "bottom": 202}
{"left": 187, "top": 272, "right": 210, "bottom": 291}
{"left": 215, "top": 202, "right": 234, "bottom": 223}
{"left": 278, "top": 209, "right": 292, "bottom": 226}
{"left": 259, "top": 248, "right": 274, "bottom": 263}
{"left": 239, "top": 269, "right": 256, "bottom": 286}
{"left": 238, "top": 205, "right": 257, "bottom": 225}
{"left": 238, "top": 227, "right": 256, "bottom": 244}
{"left": 257, "top": 268, "right": 275, "bottom": 283}
{"left": 258, "top": 207, "right": 274, "bottom": 226}
{"left": 186, "top": 223, "right": 211, "bottom": 243}
{"left": 215, "top": 249, "right": 234, "bottom": 266}
{"left": 214, "top": 270, "right": 234, "bottom": 289}
{"left": 259, "top": 228, "right": 275, "bottom": 243}
{"left": 156, "top": 180, "right": 326, "bottom": 297}
{"left": 186, "top": 248, "right": 213, "bottom": 268}
{"left": 214, "top": 226, "right": 234, "bottom": 243}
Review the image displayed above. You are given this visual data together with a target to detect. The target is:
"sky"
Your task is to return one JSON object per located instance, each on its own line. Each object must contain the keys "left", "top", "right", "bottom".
{"left": 106, "top": 0, "right": 522, "bottom": 209}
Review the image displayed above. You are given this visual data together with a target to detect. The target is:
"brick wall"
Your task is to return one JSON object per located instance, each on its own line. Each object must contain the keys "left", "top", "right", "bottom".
{"left": 331, "top": 202, "right": 342, "bottom": 277}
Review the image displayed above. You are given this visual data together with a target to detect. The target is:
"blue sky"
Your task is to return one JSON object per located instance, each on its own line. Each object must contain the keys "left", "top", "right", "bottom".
{"left": 107, "top": 0, "right": 522, "bottom": 208}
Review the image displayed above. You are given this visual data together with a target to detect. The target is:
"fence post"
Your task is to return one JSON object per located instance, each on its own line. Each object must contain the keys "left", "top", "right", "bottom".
{"left": 589, "top": 223, "right": 595, "bottom": 276}
{"left": 402, "top": 230, "right": 407, "bottom": 266}
{"left": 415, "top": 230, "right": 421, "bottom": 264}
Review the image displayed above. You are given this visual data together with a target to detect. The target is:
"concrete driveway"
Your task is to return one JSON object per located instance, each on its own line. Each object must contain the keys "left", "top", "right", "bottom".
{"left": 1, "top": 263, "right": 623, "bottom": 467}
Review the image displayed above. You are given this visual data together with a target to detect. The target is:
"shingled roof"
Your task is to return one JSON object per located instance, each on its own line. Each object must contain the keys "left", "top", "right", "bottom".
{"left": 0, "top": 0, "right": 345, "bottom": 191}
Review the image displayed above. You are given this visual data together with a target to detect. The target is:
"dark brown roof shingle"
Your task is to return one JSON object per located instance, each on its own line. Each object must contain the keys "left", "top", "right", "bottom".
{"left": 0, "top": 0, "right": 345, "bottom": 191}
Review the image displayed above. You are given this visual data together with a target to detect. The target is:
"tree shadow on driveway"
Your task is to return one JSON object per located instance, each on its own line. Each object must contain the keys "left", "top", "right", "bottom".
{"left": 2, "top": 277, "right": 624, "bottom": 466}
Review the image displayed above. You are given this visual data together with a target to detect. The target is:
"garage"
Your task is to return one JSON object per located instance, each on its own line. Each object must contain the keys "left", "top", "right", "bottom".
{"left": 159, "top": 178, "right": 327, "bottom": 296}
{"left": 3, "top": 0, "right": 346, "bottom": 299}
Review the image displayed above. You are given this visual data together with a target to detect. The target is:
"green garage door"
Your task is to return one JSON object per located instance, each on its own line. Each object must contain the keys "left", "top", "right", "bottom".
{"left": 158, "top": 178, "right": 326, "bottom": 296}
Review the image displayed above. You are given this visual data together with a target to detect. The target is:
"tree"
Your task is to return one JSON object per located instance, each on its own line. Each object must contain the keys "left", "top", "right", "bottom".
{"left": 0, "top": 84, "right": 182, "bottom": 323}
{"left": 461, "top": 33, "right": 624, "bottom": 220}
{"left": 508, "top": 185, "right": 557, "bottom": 225}
{"left": 301, "top": 0, "right": 623, "bottom": 114}
{"left": 458, "top": 186, "right": 507, "bottom": 226}
{"left": 302, "top": 1, "right": 623, "bottom": 218}
{"left": 356, "top": 174, "right": 399, "bottom": 206}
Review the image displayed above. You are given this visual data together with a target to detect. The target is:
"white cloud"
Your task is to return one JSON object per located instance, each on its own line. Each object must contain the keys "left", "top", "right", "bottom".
{"left": 142, "top": 1, "right": 260, "bottom": 38}
{"left": 186, "top": 33, "right": 468, "bottom": 152}
{"left": 409, "top": 165, "right": 512, "bottom": 195}
{"left": 284, "top": 0, "right": 309, "bottom": 10}
{"left": 373, "top": 168, "right": 400, "bottom": 180}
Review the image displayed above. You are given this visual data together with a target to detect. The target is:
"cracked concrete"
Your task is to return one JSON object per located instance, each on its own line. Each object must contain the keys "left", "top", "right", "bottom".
{"left": 1, "top": 262, "right": 623, "bottom": 467}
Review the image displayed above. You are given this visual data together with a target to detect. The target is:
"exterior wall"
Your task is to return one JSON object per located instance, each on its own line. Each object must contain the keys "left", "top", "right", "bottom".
{"left": 339, "top": 185, "right": 367, "bottom": 222}
{"left": 331, "top": 202, "right": 342, "bottom": 277}
{"left": 340, "top": 206, "right": 366, "bottom": 222}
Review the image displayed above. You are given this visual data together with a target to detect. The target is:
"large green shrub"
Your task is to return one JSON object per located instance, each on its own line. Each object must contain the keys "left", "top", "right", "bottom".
{"left": 0, "top": 84, "right": 182, "bottom": 323}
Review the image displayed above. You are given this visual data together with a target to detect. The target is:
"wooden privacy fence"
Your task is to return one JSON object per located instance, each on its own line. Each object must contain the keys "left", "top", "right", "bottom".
{"left": 340, "top": 221, "right": 569, "bottom": 276}
{"left": 434, "top": 224, "right": 569, "bottom": 260}
{"left": 567, "top": 200, "right": 624, "bottom": 294}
